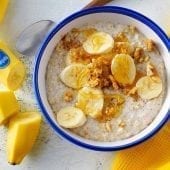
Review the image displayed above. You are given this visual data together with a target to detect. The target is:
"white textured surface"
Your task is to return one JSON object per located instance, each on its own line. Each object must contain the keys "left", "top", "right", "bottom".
{"left": 0, "top": 0, "right": 169, "bottom": 169}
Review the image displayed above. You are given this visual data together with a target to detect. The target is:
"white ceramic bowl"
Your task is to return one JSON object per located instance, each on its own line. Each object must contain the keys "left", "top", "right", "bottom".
{"left": 34, "top": 6, "right": 170, "bottom": 151}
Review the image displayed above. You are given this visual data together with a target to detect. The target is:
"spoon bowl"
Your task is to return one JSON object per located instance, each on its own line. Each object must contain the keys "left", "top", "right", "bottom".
{"left": 15, "top": 20, "right": 55, "bottom": 56}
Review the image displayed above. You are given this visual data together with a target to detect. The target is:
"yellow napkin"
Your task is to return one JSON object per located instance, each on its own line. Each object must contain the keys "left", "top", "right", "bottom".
{"left": 112, "top": 122, "right": 170, "bottom": 170}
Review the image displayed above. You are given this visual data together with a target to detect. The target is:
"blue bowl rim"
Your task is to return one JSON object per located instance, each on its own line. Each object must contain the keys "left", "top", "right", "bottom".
{"left": 34, "top": 6, "right": 170, "bottom": 151}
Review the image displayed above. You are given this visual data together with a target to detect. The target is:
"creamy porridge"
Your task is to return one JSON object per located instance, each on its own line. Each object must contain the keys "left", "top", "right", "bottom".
{"left": 46, "top": 23, "right": 166, "bottom": 142}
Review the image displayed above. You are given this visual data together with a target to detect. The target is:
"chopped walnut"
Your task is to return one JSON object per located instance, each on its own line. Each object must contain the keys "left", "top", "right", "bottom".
{"left": 144, "top": 55, "right": 150, "bottom": 62}
{"left": 133, "top": 102, "right": 140, "bottom": 109}
{"left": 87, "top": 55, "right": 113, "bottom": 88}
{"left": 128, "top": 87, "right": 137, "bottom": 95}
{"left": 105, "top": 121, "right": 112, "bottom": 132}
{"left": 124, "top": 25, "right": 137, "bottom": 34}
{"left": 129, "top": 25, "right": 137, "bottom": 34}
{"left": 114, "top": 42, "right": 133, "bottom": 54}
{"left": 133, "top": 47, "right": 144, "bottom": 61}
{"left": 146, "top": 62, "right": 154, "bottom": 76}
{"left": 109, "top": 75, "right": 119, "bottom": 90}
{"left": 145, "top": 39, "right": 155, "bottom": 52}
{"left": 118, "top": 121, "right": 126, "bottom": 128}
{"left": 63, "top": 90, "right": 74, "bottom": 102}
{"left": 146, "top": 62, "right": 159, "bottom": 77}
{"left": 114, "top": 32, "right": 129, "bottom": 42}
{"left": 60, "top": 29, "right": 81, "bottom": 50}
{"left": 68, "top": 47, "right": 92, "bottom": 64}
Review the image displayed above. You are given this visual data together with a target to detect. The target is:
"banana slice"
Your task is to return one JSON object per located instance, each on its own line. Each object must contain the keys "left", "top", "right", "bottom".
{"left": 60, "top": 64, "right": 90, "bottom": 89}
{"left": 57, "top": 106, "right": 86, "bottom": 128}
{"left": 76, "top": 87, "right": 104, "bottom": 118}
{"left": 83, "top": 32, "right": 114, "bottom": 55}
{"left": 136, "top": 76, "right": 162, "bottom": 100}
{"left": 111, "top": 54, "right": 136, "bottom": 86}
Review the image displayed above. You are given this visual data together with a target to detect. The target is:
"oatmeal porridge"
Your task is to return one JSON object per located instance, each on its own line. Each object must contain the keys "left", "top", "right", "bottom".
{"left": 46, "top": 23, "right": 166, "bottom": 142}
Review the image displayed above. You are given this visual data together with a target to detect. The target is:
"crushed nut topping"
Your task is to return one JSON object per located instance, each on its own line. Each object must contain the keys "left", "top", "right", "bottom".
{"left": 145, "top": 39, "right": 155, "bottom": 52}
{"left": 114, "top": 32, "right": 129, "bottom": 42}
{"left": 109, "top": 75, "right": 119, "bottom": 90}
{"left": 98, "top": 94, "right": 125, "bottom": 122}
{"left": 129, "top": 25, "right": 137, "bottom": 34}
{"left": 128, "top": 87, "right": 137, "bottom": 95}
{"left": 68, "top": 47, "right": 92, "bottom": 64}
{"left": 60, "top": 29, "right": 81, "bottom": 50}
{"left": 133, "top": 47, "right": 144, "bottom": 61}
{"left": 146, "top": 62, "right": 158, "bottom": 77}
{"left": 114, "top": 42, "right": 133, "bottom": 55}
{"left": 124, "top": 25, "right": 137, "bottom": 34}
{"left": 146, "top": 62, "right": 154, "bottom": 76}
{"left": 105, "top": 121, "right": 112, "bottom": 132}
{"left": 87, "top": 54, "right": 113, "bottom": 88}
{"left": 63, "top": 90, "right": 74, "bottom": 102}
{"left": 118, "top": 121, "right": 126, "bottom": 128}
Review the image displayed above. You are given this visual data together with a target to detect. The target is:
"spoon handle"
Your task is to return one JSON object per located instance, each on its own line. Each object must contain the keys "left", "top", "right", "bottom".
{"left": 83, "top": 0, "right": 113, "bottom": 9}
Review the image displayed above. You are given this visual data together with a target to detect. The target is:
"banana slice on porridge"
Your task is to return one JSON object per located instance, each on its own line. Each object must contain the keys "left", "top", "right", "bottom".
{"left": 57, "top": 106, "right": 87, "bottom": 128}
{"left": 60, "top": 64, "right": 90, "bottom": 89}
{"left": 136, "top": 76, "right": 162, "bottom": 100}
{"left": 76, "top": 87, "right": 104, "bottom": 118}
{"left": 111, "top": 54, "right": 136, "bottom": 86}
{"left": 83, "top": 32, "right": 114, "bottom": 55}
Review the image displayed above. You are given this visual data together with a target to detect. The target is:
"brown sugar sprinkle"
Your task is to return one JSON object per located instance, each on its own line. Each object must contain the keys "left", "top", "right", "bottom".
{"left": 114, "top": 32, "right": 129, "bottom": 42}
{"left": 113, "top": 42, "right": 133, "bottom": 55}
{"left": 145, "top": 39, "right": 156, "bottom": 52}
{"left": 68, "top": 47, "right": 92, "bottom": 64}
{"left": 63, "top": 90, "right": 74, "bottom": 102}
{"left": 60, "top": 29, "right": 81, "bottom": 50}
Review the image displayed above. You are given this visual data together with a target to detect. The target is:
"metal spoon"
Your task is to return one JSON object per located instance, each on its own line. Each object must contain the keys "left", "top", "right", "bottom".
{"left": 16, "top": 0, "right": 113, "bottom": 56}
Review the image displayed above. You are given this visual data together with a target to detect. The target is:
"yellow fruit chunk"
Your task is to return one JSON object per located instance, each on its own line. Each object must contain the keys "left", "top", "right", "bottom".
{"left": 136, "top": 76, "right": 162, "bottom": 100}
{"left": 60, "top": 64, "right": 90, "bottom": 89}
{"left": 0, "top": 0, "right": 9, "bottom": 23}
{"left": 83, "top": 32, "right": 114, "bottom": 55}
{"left": 76, "top": 87, "right": 104, "bottom": 118}
{"left": 0, "top": 91, "right": 19, "bottom": 125}
{"left": 7, "top": 112, "right": 42, "bottom": 165}
{"left": 0, "top": 41, "right": 26, "bottom": 90}
{"left": 111, "top": 54, "right": 136, "bottom": 86}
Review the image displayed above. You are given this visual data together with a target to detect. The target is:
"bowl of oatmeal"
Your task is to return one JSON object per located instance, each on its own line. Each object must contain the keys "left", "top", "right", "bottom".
{"left": 34, "top": 6, "right": 170, "bottom": 151}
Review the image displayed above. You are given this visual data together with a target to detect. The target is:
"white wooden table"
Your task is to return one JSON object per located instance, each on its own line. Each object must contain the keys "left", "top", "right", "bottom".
{"left": 0, "top": 0, "right": 169, "bottom": 169}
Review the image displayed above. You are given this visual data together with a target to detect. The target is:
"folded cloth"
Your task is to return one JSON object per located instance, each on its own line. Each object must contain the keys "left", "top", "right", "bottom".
{"left": 112, "top": 122, "right": 170, "bottom": 170}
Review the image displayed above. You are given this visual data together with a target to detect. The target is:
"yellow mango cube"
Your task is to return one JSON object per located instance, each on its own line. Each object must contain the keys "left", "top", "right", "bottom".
{"left": 0, "top": 91, "right": 19, "bottom": 124}
{"left": 7, "top": 112, "right": 42, "bottom": 165}
{"left": 0, "top": 0, "right": 9, "bottom": 23}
